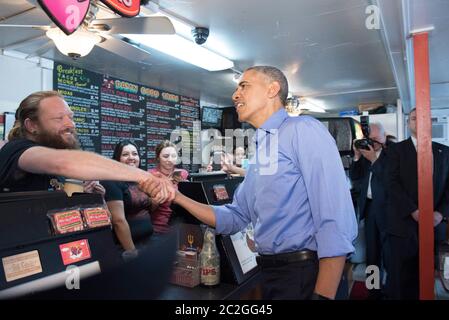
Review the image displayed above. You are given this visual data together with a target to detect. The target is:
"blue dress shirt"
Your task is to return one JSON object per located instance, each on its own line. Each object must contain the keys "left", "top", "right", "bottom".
{"left": 213, "top": 108, "right": 357, "bottom": 258}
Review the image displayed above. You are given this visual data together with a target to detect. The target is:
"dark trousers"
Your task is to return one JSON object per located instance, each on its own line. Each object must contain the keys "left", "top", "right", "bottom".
{"left": 385, "top": 233, "right": 419, "bottom": 300}
{"left": 260, "top": 258, "right": 319, "bottom": 300}
{"left": 364, "top": 199, "right": 387, "bottom": 298}
{"left": 364, "top": 200, "right": 384, "bottom": 268}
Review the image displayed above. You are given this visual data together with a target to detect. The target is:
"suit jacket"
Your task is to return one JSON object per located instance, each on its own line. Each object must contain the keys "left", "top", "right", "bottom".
{"left": 349, "top": 146, "right": 390, "bottom": 230}
{"left": 386, "top": 138, "right": 449, "bottom": 238}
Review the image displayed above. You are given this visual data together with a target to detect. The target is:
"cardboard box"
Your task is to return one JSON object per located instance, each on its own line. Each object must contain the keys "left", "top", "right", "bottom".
{"left": 170, "top": 250, "right": 200, "bottom": 288}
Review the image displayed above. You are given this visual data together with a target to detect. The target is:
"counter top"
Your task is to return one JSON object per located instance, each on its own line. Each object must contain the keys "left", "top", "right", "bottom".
{"left": 158, "top": 272, "right": 262, "bottom": 300}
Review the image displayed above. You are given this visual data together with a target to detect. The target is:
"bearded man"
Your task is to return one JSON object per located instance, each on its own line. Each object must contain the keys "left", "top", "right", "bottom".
{"left": 0, "top": 91, "right": 173, "bottom": 204}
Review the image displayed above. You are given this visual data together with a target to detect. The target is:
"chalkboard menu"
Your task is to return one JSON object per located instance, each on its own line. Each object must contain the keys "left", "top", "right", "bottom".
{"left": 54, "top": 64, "right": 101, "bottom": 152}
{"left": 100, "top": 76, "right": 147, "bottom": 168}
{"left": 54, "top": 63, "right": 200, "bottom": 171}
{"left": 179, "top": 96, "right": 201, "bottom": 172}
{"left": 145, "top": 88, "right": 180, "bottom": 168}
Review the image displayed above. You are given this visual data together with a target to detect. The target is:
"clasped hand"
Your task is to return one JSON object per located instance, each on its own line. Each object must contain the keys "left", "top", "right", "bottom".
{"left": 138, "top": 173, "right": 176, "bottom": 204}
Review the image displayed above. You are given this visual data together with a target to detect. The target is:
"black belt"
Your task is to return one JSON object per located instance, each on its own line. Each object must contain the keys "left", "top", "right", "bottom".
{"left": 256, "top": 250, "right": 317, "bottom": 267}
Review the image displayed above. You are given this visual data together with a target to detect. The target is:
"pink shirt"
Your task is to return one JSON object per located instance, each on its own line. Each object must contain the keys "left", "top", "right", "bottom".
{"left": 149, "top": 168, "right": 189, "bottom": 234}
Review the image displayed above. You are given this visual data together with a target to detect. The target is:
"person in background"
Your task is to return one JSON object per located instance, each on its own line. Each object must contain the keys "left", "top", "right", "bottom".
{"left": 234, "top": 146, "right": 246, "bottom": 166}
{"left": 101, "top": 140, "right": 154, "bottom": 256}
{"left": 143, "top": 66, "right": 357, "bottom": 299}
{"left": 206, "top": 145, "right": 226, "bottom": 172}
{"left": 82, "top": 180, "right": 106, "bottom": 195}
{"left": 149, "top": 140, "right": 188, "bottom": 235}
{"left": 221, "top": 146, "right": 247, "bottom": 176}
{"left": 386, "top": 108, "right": 449, "bottom": 299}
{"left": 0, "top": 91, "right": 174, "bottom": 202}
{"left": 349, "top": 122, "right": 392, "bottom": 299}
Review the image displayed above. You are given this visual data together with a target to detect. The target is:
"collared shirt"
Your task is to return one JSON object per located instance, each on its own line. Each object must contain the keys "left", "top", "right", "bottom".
{"left": 411, "top": 136, "right": 417, "bottom": 150}
{"left": 410, "top": 135, "right": 433, "bottom": 174}
{"left": 213, "top": 108, "right": 357, "bottom": 258}
{"left": 366, "top": 149, "right": 382, "bottom": 199}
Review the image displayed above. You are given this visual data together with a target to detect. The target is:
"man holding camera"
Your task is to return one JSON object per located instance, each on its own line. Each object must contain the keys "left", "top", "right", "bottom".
{"left": 350, "top": 122, "right": 392, "bottom": 299}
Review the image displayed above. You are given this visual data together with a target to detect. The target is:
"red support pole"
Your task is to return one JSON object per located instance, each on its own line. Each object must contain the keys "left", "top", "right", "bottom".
{"left": 413, "top": 32, "right": 434, "bottom": 300}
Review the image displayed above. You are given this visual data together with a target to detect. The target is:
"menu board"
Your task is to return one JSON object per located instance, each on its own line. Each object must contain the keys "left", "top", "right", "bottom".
{"left": 100, "top": 76, "right": 147, "bottom": 168}
{"left": 179, "top": 96, "right": 201, "bottom": 172}
{"left": 144, "top": 88, "right": 180, "bottom": 168}
{"left": 54, "top": 63, "right": 200, "bottom": 171}
{"left": 54, "top": 64, "right": 101, "bottom": 152}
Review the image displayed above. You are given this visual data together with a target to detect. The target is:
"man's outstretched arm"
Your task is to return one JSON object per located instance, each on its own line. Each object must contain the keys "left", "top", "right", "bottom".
{"left": 174, "top": 191, "right": 216, "bottom": 227}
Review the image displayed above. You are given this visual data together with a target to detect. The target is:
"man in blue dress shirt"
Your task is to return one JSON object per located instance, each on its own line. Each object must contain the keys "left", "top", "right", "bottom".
{"left": 171, "top": 66, "right": 357, "bottom": 299}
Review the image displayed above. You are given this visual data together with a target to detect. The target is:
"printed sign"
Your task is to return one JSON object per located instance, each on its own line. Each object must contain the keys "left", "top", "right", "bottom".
{"left": 59, "top": 239, "right": 92, "bottom": 266}
{"left": 54, "top": 62, "right": 200, "bottom": 171}
{"left": 100, "top": 0, "right": 141, "bottom": 17}
{"left": 83, "top": 207, "right": 111, "bottom": 228}
{"left": 2, "top": 251, "right": 43, "bottom": 282}
{"left": 213, "top": 185, "right": 229, "bottom": 201}
{"left": 37, "top": 0, "right": 90, "bottom": 35}
{"left": 50, "top": 209, "right": 84, "bottom": 234}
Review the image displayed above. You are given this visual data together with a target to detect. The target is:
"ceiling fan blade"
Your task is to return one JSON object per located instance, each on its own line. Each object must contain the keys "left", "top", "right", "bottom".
{"left": 1, "top": 3, "right": 52, "bottom": 26}
{"left": 96, "top": 35, "right": 153, "bottom": 64}
{"left": 90, "top": 16, "right": 175, "bottom": 35}
{"left": 1, "top": 34, "right": 47, "bottom": 50}
{"left": 26, "top": 39, "right": 54, "bottom": 59}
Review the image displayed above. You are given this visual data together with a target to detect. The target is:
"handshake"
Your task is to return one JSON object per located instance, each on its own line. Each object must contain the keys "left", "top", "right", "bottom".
{"left": 138, "top": 172, "right": 177, "bottom": 204}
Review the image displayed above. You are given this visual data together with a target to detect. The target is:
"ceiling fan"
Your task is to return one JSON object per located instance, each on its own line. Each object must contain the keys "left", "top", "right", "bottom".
{"left": 0, "top": 0, "right": 175, "bottom": 61}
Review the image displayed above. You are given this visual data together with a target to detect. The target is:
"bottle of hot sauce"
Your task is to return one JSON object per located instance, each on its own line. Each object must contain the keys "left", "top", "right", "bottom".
{"left": 199, "top": 227, "right": 220, "bottom": 287}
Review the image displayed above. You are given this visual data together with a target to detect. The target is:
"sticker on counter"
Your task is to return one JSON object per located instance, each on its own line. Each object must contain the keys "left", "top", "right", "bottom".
{"left": 2, "top": 250, "right": 43, "bottom": 282}
{"left": 59, "top": 239, "right": 91, "bottom": 266}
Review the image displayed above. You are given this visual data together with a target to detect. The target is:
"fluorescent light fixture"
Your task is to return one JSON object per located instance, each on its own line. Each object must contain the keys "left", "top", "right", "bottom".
{"left": 46, "top": 27, "right": 101, "bottom": 58}
{"left": 128, "top": 4, "right": 234, "bottom": 71}
{"left": 122, "top": 33, "right": 233, "bottom": 71}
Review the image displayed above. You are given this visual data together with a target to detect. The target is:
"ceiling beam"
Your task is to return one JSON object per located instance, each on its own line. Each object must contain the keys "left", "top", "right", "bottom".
{"left": 373, "top": 0, "right": 412, "bottom": 112}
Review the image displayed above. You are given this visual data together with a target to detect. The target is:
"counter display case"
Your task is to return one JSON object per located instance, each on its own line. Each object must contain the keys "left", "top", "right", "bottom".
{"left": 0, "top": 191, "right": 120, "bottom": 299}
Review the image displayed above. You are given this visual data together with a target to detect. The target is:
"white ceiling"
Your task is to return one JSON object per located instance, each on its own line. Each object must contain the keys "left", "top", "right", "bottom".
{"left": 0, "top": 0, "right": 448, "bottom": 112}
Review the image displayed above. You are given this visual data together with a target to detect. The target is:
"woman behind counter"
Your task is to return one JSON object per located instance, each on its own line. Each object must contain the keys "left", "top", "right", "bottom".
{"left": 149, "top": 141, "right": 188, "bottom": 235}
{"left": 102, "top": 140, "right": 154, "bottom": 255}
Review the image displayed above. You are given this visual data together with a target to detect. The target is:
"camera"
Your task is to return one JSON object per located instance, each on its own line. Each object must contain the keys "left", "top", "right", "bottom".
{"left": 354, "top": 115, "right": 373, "bottom": 150}
{"left": 354, "top": 138, "right": 373, "bottom": 150}
{"left": 192, "top": 27, "right": 209, "bottom": 45}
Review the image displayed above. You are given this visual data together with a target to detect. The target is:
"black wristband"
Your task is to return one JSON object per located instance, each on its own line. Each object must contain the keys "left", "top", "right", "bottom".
{"left": 311, "top": 293, "right": 331, "bottom": 300}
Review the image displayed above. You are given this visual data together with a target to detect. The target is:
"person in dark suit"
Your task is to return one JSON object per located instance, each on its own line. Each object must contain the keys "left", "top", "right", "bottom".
{"left": 350, "top": 122, "right": 392, "bottom": 299}
{"left": 386, "top": 108, "right": 449, "bottom": 299}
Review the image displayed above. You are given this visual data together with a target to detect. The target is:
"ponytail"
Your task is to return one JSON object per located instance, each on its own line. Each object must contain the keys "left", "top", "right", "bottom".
{"left": 7, "top": 120, "right": 23, "bottom": 140}
{"left": 8, "top": 91, "right": 62, "bottom": 141}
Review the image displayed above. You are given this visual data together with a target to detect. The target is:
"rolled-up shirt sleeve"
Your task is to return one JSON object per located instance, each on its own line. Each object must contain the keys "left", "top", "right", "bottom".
{"left": 293, "top": 117, "right": 357, "bottom": 258}
{"left": 213, "top": 183, "right": 251, "bottom": 235}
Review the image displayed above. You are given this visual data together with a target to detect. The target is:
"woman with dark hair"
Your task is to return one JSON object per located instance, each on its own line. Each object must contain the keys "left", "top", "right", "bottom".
{"left": 102, "top": 140, "right": 153, "bottom": 256}
{"left": 149, "top": 140, "right": 188, "bottom": 234}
